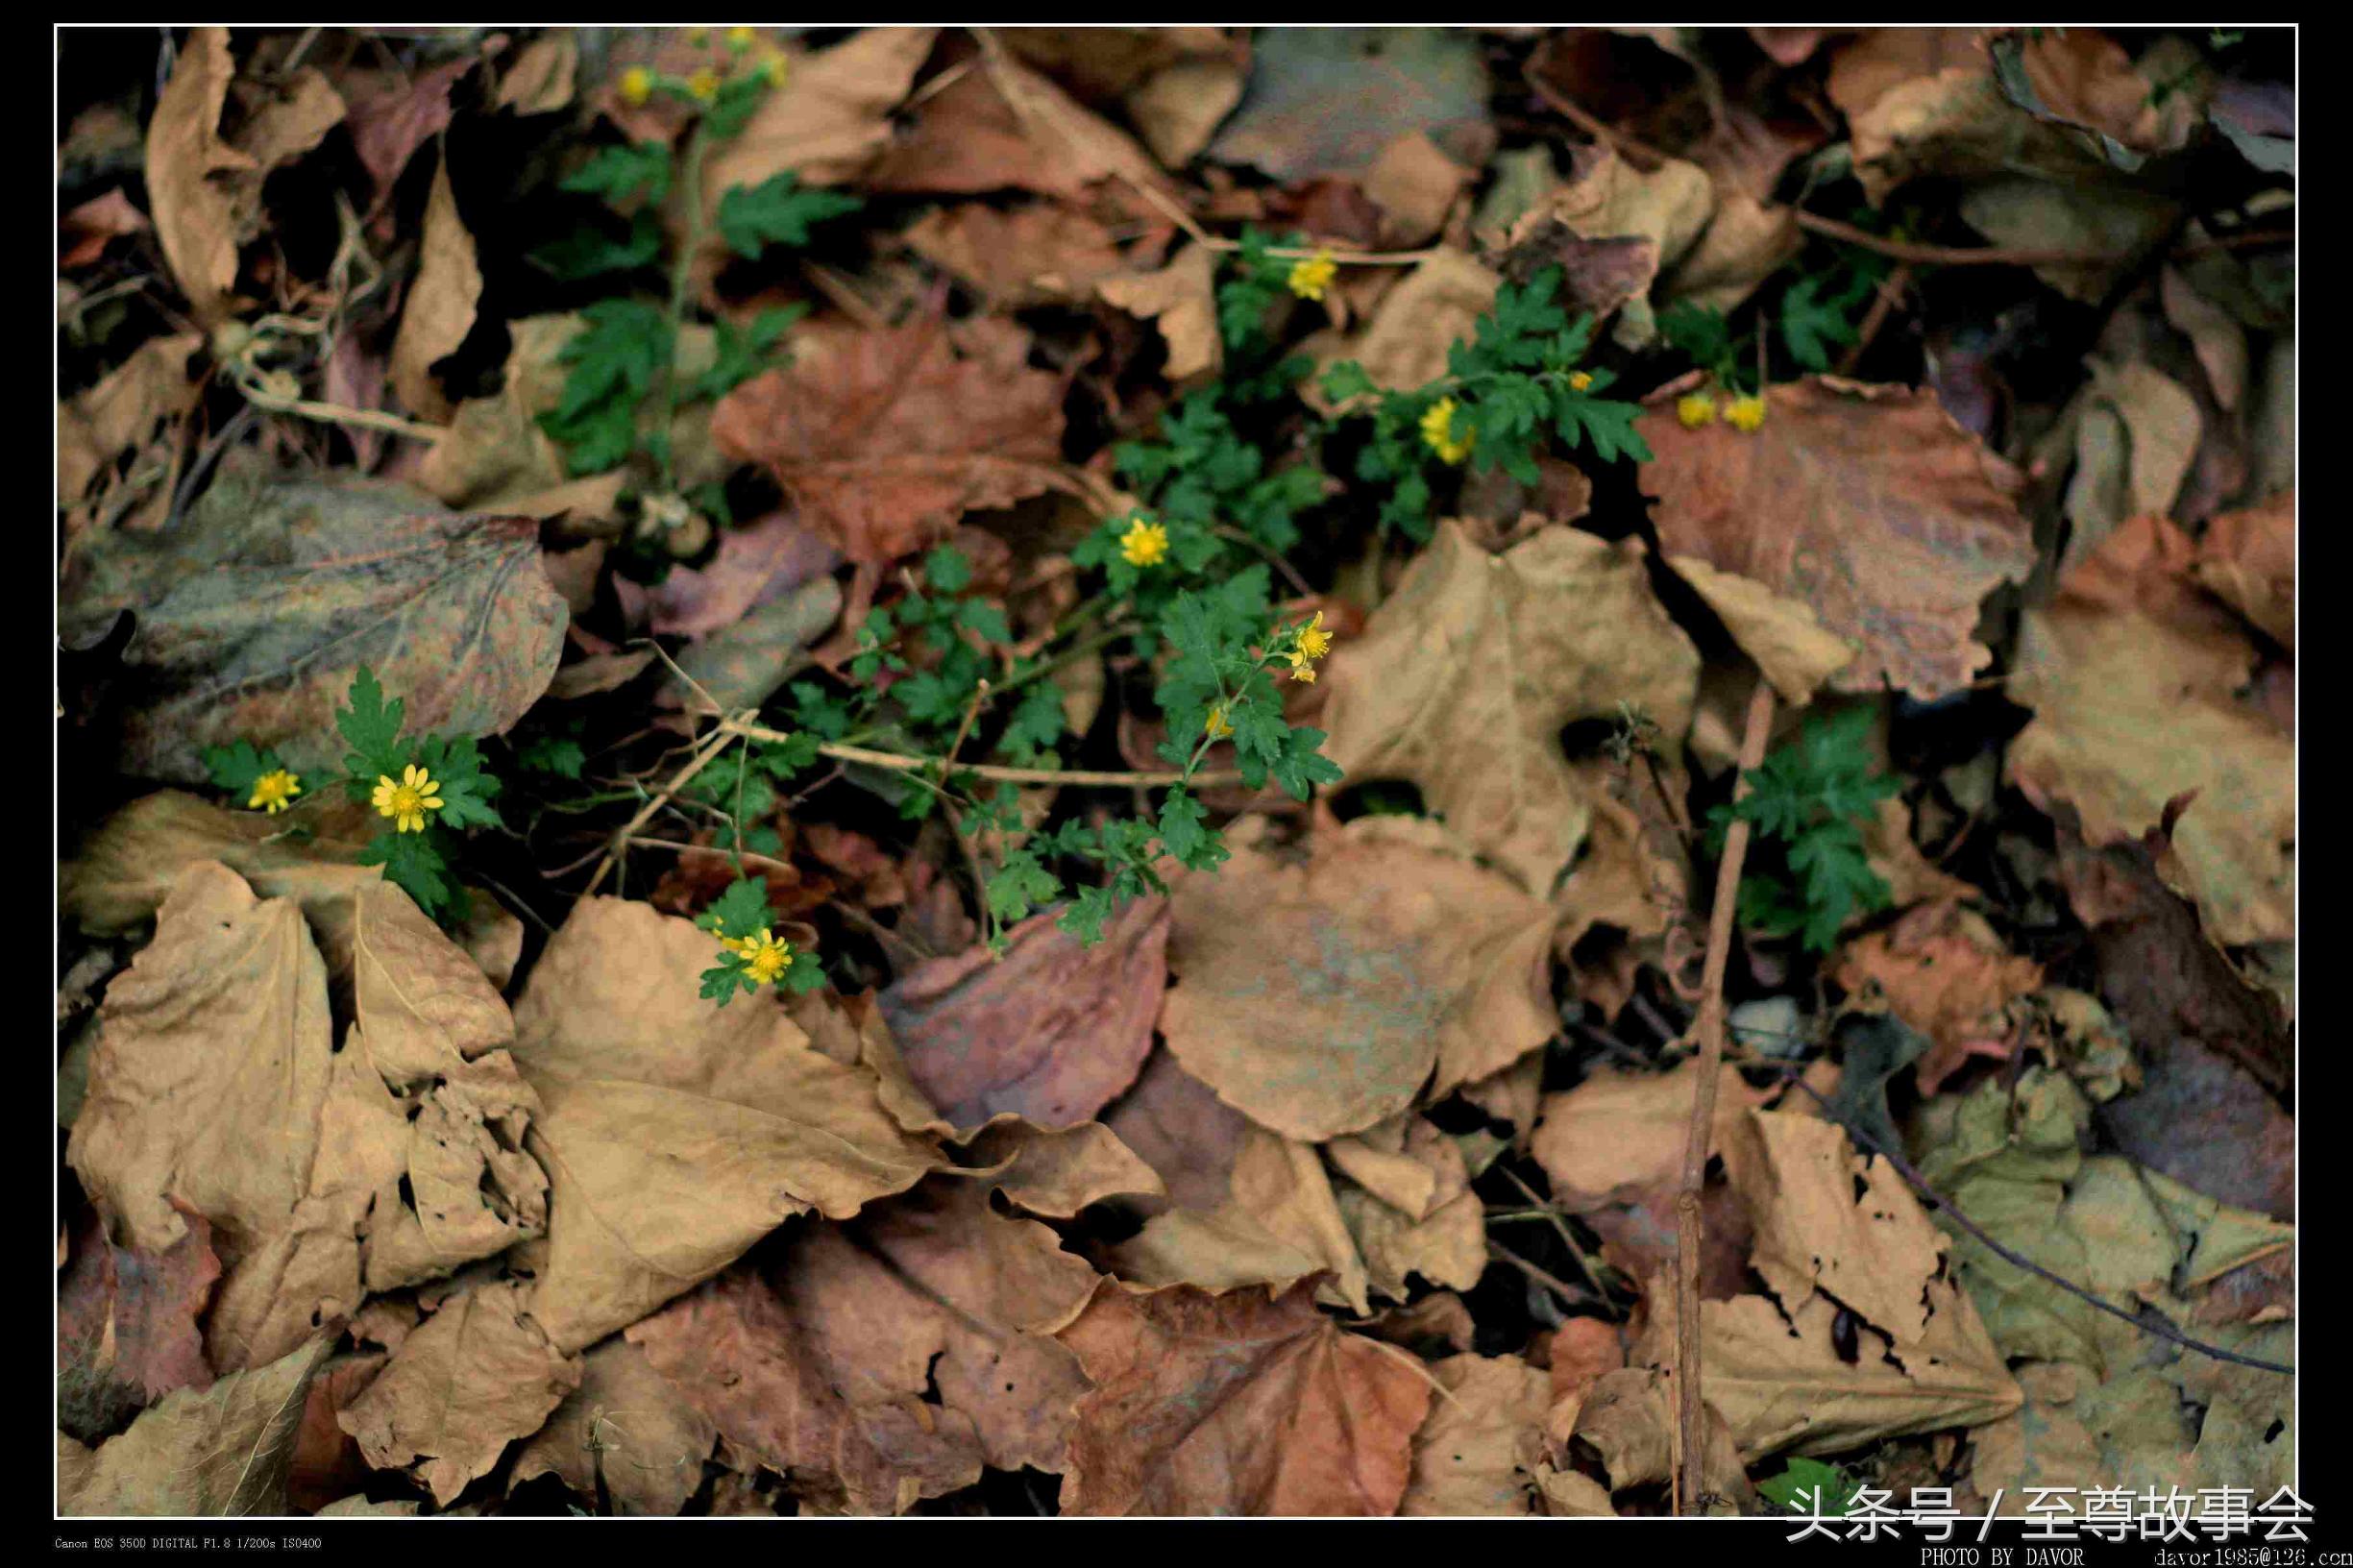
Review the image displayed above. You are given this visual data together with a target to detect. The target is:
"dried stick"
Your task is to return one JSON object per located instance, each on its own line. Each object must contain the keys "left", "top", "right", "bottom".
{"left": 718, "top": 718, "right": 1244, "bottom": 790}
{"left": 1671, "top": 673, "right": 1777, "bottom": 1516}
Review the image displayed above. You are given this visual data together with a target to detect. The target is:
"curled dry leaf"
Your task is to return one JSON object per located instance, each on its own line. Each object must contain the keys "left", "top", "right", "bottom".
{"left": 879, "top": 895, "right": 1168, "bottom": 1129}
{"left": 58, "top": 469, "right": 566, "bottom": 786}
{"left": 1160, "top": 817, "right": 1557, "bottom": 1141}
{"left": 1558, "top": 1364, "right": 1755, "bottom": 1512}
{"left": 1833, "top": 898, "right": 2044, "bottom": 1094}
{"left": 59, "top": 1335, "right": 332, "bottom": 1516}
{"left": 60, "top": 187, "right": 151, "bottom": 270}
{"left": 506, "top": 898, "right": 943, "bottom": 1355}
{"left": 387, "top": 148, "right": 482, "bottom": 425}
{"left": 59, "top": 331, "right": 203, "bottom": 528}
{"left": 1321, "top": 519, "right": 1701, "bottom": 896}
{"left": 508, "top": 1337, "right": 717, "bottom": 1516}
{"left": 1399, "top": 1355, "right": 1550, "bottom": 1516}
{"left": 906, "top": 203, "right": 1132, "bottom": 308}
{"left": 1096, "top": 244, "right": 1221, "bottom": 382}
{"left": 959, "top": 1118, "right": 1166, "bottom": 1218}
{"left": 2194, "top": 489, "right": 2293, "bottom": 649}
{"left": 628, "top": 1176, "right": 1097, "bottom": 1514}
{"left": 2009, "top": 516, "right": 2292, "bottom": 946}
{"left": 1637, "top": 376, "right": 2033, "bottom": 699}
{"left": 1112, "top": 1126, "right": 1368, "bottom": 1311}
{"left": 1055, "top": 1277, "right": 1432, "bottom": 1516}
{"left": 1312, "top": 249, "right": 1496, "bottom": 394}
{"left": 713, "top": 319, "right": 1067, "bottom": 564}
{"left": 337, "top": 1282, "right": 581, "bottom": 1507}
{"left": 1665, "top": 553, "right": 1854, "bottom": 706}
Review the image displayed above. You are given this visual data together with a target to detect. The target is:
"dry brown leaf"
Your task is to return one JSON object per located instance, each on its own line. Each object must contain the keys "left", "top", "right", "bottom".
{"left": 1126, "top": 58, "right": 1245, "bottom": 167}
{"left": 59, "top": 1335, "right": 331, "bottom": 1516}
{"left": 1399, "top": 1355, "right": 1550, "bottom": 1516}
{"left": 2009, "top": 518, "right": 2293, "bottom": 946}
{"left": 1547, "top": 1317, "right": 1626, "bottom": 1406}
{"left": 1525, "top": 145, "right": 1715, "bottom": 343}
{"left": 509, "top": 1337, "right": 716, "bottom": 1516}
{"left": 284, "top": 1351, "right": 384, "bottom": 1514}
{"left": 960, "top": 1119, "right": 1166, "bottom": 1218}
{"left": 1099, "top": 1046, "right": 1253, "bottom": 1213}
{"left": 867, "top": 45, "right": 1172, "bottom": 203}
{"left": 57, "top": 1200, "right": 222, "bottom": 1439}
{"left": 696, "top": 27, "right": 939, "bottom": 221}
{"left": 1557, "top": 1364, "right": 1754, "bottom": 1512}
{"left": 713, "top": 319, "right": 1066, "bottom": 564}
{"left": 338, "top": 1282, "right": 581, "bottom": 1506}
{"left": 1334, "top": 1118, "right": 1487, "bottom": 1302}
{"left": 1531, "top": 1060, "right": 1766, "bottom": 1213}
{"left": 495, "top": 31, "right": 577, "bottom": 114}
{"left": 1834, "top": 899, "right": 2044, "bottom": 1094}
{"left": 507, "top": 898, "right": 943, "bottom": 1354}
{"left": 1056, "top": 1278, "right": 1432, "bottom": 1515}
{"left": 388, "top": 147, "right": 481, "bottom": 424}
{"left": 1113, "top": 1126, "right": 1368, "bottom": 1311}
{"left": 629, "top": 1176, "right": 1096, "bottom": 1513}
{"left": 1097, "top": 244, "right": 1221, "bottom": 382}
{"left": 878, "top": 895, "right": 1167, "bottom": 1129}
{"left": 1826, "top": 28, "right": 2101, "bottom": 204}
{"left": 1362, "top": 132, "right": 1473, "bottom": 248}
{"left": 1666, "top": 554, "right": 1856, "bottom": 705}
{"left": 58, "top": 331, "right": 203, "bottom": 529}
{"left": 1660, "top": 192, "right": 1802, "bottom": 318}
{"left": 2195, "top": 490, "right": 2293, "bottom": 648}
{"left": 1322, "top": 520, "right": 1701, "bottom": 894}
{"left": 905, "top": 203, "right": 1130, "bottom": 307}
{"left": 1314, "top": 249, "right": 1496, "bottom": 393}
{"left": 342, "top": 58, "right": 472, "bottom": 210}
{"left": 61, "top": 187, "right": 151, "bottom": 270}
{"left": 1160, "top": 818, "right": 1557, "bottom": 1141}
{"left": 1638, "top": 376, "right": 2033, "bottom": 699}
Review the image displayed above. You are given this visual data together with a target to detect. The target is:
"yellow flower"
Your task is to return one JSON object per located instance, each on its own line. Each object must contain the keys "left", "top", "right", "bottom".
{"left": 1419, "top": 397, "right": 1473, "bottom": 465}
{"left": 1205, "top": 705, "right": 1235, "bottom": 741}
{"left": 248, "top": 769, "right": 302, "bottom": 815}
{"left": 1567, "top": 371, "right": 1594, "bottom": 392}
{"left": 371, "top": 764, "right": 445, "bottom": 835}
{"left": 618, "top": 65, "right": 653, "bottom": 107}
{"left": 1726, "top": 394, "right": 1768, "bottom": 432}
{"left": 729, "top": 927, "right": 794, "bottom": 987}
{"left": 1676, "top": 393, "right": 1719, "bottom": 429}
{"left": 755, "top": 45, "right": 790, "bottom": 86}
{"left": 1287, "top": 250, "right": 1337, "bottom": 302}
{"left": 1286, "top": 610, "right": 1333, "bottom": 683}
{"left": 725, "top": 25, "right": 756, "bottom": 53}
{"left": 1119, "top": 516, "right": 1170, "bottom": 568}
{"left": 687, "top": 67, "right": 722, "bottom": 103}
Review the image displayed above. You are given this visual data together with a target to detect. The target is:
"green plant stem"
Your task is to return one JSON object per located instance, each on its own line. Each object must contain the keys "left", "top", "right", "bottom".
{"left": 651, "top": 125, "right": 711, "bottom": 494}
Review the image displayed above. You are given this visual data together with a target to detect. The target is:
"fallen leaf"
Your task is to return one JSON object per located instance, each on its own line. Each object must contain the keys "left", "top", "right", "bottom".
{"left": 1532, "top": 1060, "right": 1765, "bottom": 1212}
{"left": 868, "top": 47, "right": 1172, "bottom": 204}
{"left": 59, "top": 467, "right": 566, "bottom": 786}
{"left": 1322, "top": 519, "right": 1701, "bottom": 894}
{"left": 1558, "top": 1364, "right": 1755, "bottom": 1512}
{"left": 495, "top": 31, "right": 576, "bottom": 114}
{"left": 1665, "top": 554, "right": 1855, "bottom": 705}
{"left": 961, "top": 1118, "right": 1165, "bottom": 1218}
{"left": 1160, "top": 818, "right": 1557, "bottom": 1140}
{"left": 1833, "top": 899, "right": 2044, "bottom": 1094}
{"left": 629, "top": 1176, "right": 1096, "bottom": 1513}
{"left": 1826, "top": 28, "right": 2104, "bottom": 205}
{"left": 2059, "top": 358, "right": 2201, "bottom": 568}
{"left": 57, "top": 1201, "right": 223, "bottom": 1441}
{"left": 1361, "top": 132, "right": 1473, "bottom": 247}
{"left": 1127, "top": 58, "right": 1245, "bottom": 168}
{"left": 1209, "top": 27, "right": 1493, "bottom": 183}
{"left": 507, "top": 897, "right": 943, "bottom": 1354}
{"left": 1333, "top": 1118, "right": 1487, "bottom": 1302}
{"left": 1055, "top": 1278, "right": 1432, "bottom": 1515}
{"left": 879, "top": 896, "right": 1168, "bottom": 1129}
{"left": 1099, "top": 1046, "right": 1254, "bottom": 1213}
{"left": 508, "top": 1337, "right": 716, "bottom": 1515}
{"left": 60, "top": 187, "right": 150, "bottom": 270}
{"left": 906, "top": 203, "right": 1131, "bottom": 308}
{"left": 59, "top": 1335, "right": 331, "bottom": 1515}
{"left": 58, "top": 331, "right": 203, "bottom": 532}
{"left": 342, "top": 57, "right": 473, "bottom": 210}
{"left": 660, "top": 575, "right": 844, "bottom": 713}
{"left": 1097, "top": 244, "right": 1221, "bottom": 382}
{"left": 1312, "top": 248, "right": 1495, "bottom": 393}
{"left": 695, "top": 28, "right": 939, "bottom": 223}
{"left": 2009, "top": 516, "right": 2292, "bottom": 945}
{"left": 1399, "top": 1355, "right": 1549, "bottom": 1515}
{"left": 1637, "top": 376, "right": 2033, "bottom": 699}
{"left": 1547, "top": 1316, "right": 1626, "bottom": 1406}
{"left": 1522, "top": 144, "right": 1716, "bottom": 345}
{"left": 387, "top": 147, "right": 481, "bottom": 424}
{"left": 2194, "top": 490, "right": 2293, "bottom": 648}
{"left": 713, "top": 318, "right": 1067, "bottom": 564}
{"left": 338, "top": 1282, "right": 581, "bottom": 1506}
{"left": 1113, "top": 1125, "right": 1368, "bottom": 1311}
{"left": 284, "top": 1352, "right": 384, "bottom": 1514}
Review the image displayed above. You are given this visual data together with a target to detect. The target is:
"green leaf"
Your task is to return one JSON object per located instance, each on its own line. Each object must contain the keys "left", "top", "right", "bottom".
{"left": 335, "top": 666, "right": 406, "bottom": 787}
{"left": 516, "top": 735, "right": 587, "bottom": 780}
{"left": 361, "top": 830, "right": 452, "bottom": 919}
{"left": 203, "top": 740, "right": 280, "bottom": 798}
{"left": 1780, "top": 273, "right": 1860, "bottom": 373}
{"left": 689, "top": 305, "right": 806, "bottom": 402}
{"left": 530, "top": 210, "right": 664, "bottom": 281}
{"left": 1758, "top": 1458, "right": 1861, "bottom": 1516}
{"left": 1157, "top": 787, "right": 1226, "bottom": 871}
{"left": 561, "top": 140, "right": 674, "bottom": 204}
{"left": 413, "top": 734, "right": 504, "bottom": 831}
{"left": 542, "top": 299, "right": 672, "bottom": 475}
{"left": 696, "top": 876, "right": 777, "bottom": 943}
{"left": 715, "top": 172, "right": 864, "bottom": 259}
{"left": 985, "top": 847, "right": 1062, "bottom": 926}
{"left": 1056, "top": 883, "right": 1118, "bottom": 945}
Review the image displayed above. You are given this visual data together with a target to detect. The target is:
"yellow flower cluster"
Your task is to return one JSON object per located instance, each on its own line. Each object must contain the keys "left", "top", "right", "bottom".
{"left": 1285, "top": 611, "right": 1334, "bottom": 683}
{"left": 372, "top": 765, "right": 444, "bottom": 834}
{"left": 1287, "top": 250, "right": 1337, "bottom": 302}
{"left": 725, "top": 927, "right": 795, "bottom": 986}
{"left": 1678, "top": 391, "right": 1769, "bottom": 432}
{"left": 1419, "top": 397, "right": 1474, "bottom": 465}
{"left": 1119, "top": 516, "right": 1170, "bottom": 568}
{"left": 248, "top": 769, "right": 303, "bottom": 816}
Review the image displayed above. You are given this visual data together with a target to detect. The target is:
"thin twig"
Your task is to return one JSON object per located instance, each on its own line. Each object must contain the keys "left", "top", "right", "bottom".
{"left": 1837, "top": 262, "right": 1913, "bottom": 377}
{"left": 1495, "top": 1166, "right": 1615, "bottom": 1311}
{"left": 720, "top": 719, "right": 1244, "bottom": 790}
{"left": 1794, "top": 210, "right": 2114, "bottom": 269}
{"left": 582, "top": 727, "right": 738, "bottom": 896}
{"left": 1487, "top": 1239, "right": 1595, "bottom": 1312}
{"left": 1672, "top": 674, "right": 1777, "bottom": 1517}
{"left": 1524, "top": 69, "right": 1674, "bottom": 172}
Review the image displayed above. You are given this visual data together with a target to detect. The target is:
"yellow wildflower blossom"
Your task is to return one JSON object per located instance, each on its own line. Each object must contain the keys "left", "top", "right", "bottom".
{"left": 1286, "top": 610, "right": 1333, "bottom": 682}
{"left": 1419, "top": 397, "right": 1473, "bottom": 464}
{"left": 755, "top": 46, "right": 790, "bottom": 86}
{"left": 1726, "top": 394, "right": 1768, "bottom": 432}
{"left": 687, "top": 66, "right": 721, "bottom": 103}
{"left": 618, "top": 65, "right": 653, "bottom": 107}
{"left": 725, "top": 25, "right": 756, "bottom": 53}
{"left": 729, "top": 928, "right": 794, "bottom": 987}
{"left": 248, "top": 769, "right": 302, "bottom": 815}
{"left": 1287, "top": 250, "right": 1337, "bottom": 302}
{"left": 1119, "top": 516, "right": 1170, "bottom": 568}
{"left": 1567, "top": 371, "right": 1594, "bottom": 392}
{"left": 372, "top": 764, "right": 445, "bottom": 835}
{"left": 1205, "top": 705, "right": 1235, "bottom": 740}
{"left": 1676, "top": 393, "right": 1719, "bottom": 429}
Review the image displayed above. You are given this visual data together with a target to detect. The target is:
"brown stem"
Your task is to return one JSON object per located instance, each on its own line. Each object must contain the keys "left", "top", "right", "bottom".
{"left": 720, "top": 719, "right": 1244, "bottom": 790}
{"left": 1837, "top": 263, "right": 1912, "bottom": 377}
{"left": 1671, "top": 674, "right": 1777, "bottom": 1516}
{"left": 1795, "top": 210, "right": 2111, "bottom": 269}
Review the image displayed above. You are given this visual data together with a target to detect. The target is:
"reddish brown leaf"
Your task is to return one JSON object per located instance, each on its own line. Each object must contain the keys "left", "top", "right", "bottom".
{"left": 1637, "top": 376, "right": 2033, "bottom": 699}
{"left": 1832, "top": 899, "right": 2045, "bottom": 1095}
{"left": 879, "top": 896, "right": 1168, "bottom": 1129}
{"left": 712, "top": 320, "right": 1067, "bottom": 564}
{"left": 57, "top": 1200, "right": 222, "bottom": 1440}
{"left": 1056, "top": 1278, "right": 1432, "bottom": 1516}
